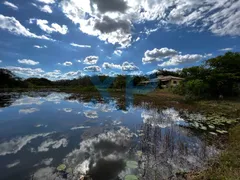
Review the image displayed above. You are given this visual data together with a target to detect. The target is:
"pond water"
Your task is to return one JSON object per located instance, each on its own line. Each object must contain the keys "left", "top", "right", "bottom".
{"left": 0, "top": 92, "right": 218, "bottom": 180}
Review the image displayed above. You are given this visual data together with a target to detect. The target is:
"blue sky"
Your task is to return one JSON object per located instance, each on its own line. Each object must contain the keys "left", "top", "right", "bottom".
{"left": 0, "top": 0, "right": 239, "bottom": 80}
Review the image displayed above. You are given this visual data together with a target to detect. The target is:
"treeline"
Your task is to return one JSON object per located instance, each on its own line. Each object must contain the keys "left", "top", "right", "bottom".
{"left": 175, "top": 52, "right": 240, "bottom": 99}
{"left": 0, "top": 69, "right": 150, "bottom": 90}
{"left": 0, "top": 66, "right": 180, "bottom": 90}
{"left": 1, "top": 52, "right": 239, "bottom": 99}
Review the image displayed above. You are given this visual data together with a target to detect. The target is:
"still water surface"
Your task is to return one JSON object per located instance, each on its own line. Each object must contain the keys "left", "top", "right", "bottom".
{"left": 0, "top": 92, "right": 217, "bottom": 180}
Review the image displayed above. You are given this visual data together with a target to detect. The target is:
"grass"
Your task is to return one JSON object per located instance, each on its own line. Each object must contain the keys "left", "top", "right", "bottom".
{"left": 188, "top": 125, "right": 240, "bottom": 180}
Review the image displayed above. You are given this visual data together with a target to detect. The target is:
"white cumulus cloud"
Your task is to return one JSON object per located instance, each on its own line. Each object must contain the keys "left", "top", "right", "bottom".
{"left": 142, "top": 48, "right": 178, "bottom": 64}
{"left": 158, "top": 54, "right": 208, "bottom": 67}
{"left": 122, "top": 61, "right": 139, "bottom": 71}
{"left": 30, "top": 19, "right": 68, "bottom": 35}
{"left": 62, "top": 61, "right": 72, "bottom": 66}
{"left": 102, "top": 62, "right": 122, "bottom": 70}
{"left": 40, "top": 5, "right": 52, "bottom": 13}
{"left": 84, "top": 66, "right": 101, "bottom": 72}
{"left": 83, "top": 56, "right": 99, "bottom": 65}
{"left": 18, "top": 59, "right": 39, "bottom": 66}
{"left": 36, "top": 0, "right": 55, "bottom": 4}
{"left": 0, "top": 14, "right": 53, "bottom": 41}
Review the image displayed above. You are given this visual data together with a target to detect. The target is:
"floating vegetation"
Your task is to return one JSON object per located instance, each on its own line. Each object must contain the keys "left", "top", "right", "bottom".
{"left": 200, "top": 126, "right": 207, "bottom": 130}
{"left": 182, "top": 111, "right": 239, "bottom": 135}
{"left": 136, "top": 151, "right": 142, "bottom": 157}
{"left": 125, "top": 174, "right": 138, "bottom": 180}
{"left": 66, "top": 168, "right": 72, "bottom": 174}
{"left": 216, "top": 130, "right": 228, "bottom": 134}
{"left": 126, "top": 161, "right": 138, "bottom": 169}
{"left": 57, "top": 164, "right": 66, "bottom": 172}
{"left": 209, "top": 132, "right": 218, "bottom": 136}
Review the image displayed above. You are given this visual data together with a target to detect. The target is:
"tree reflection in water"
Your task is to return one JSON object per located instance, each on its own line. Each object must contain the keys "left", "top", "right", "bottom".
{"left": 138, "top": 124, "right": 216, "bottom": 179}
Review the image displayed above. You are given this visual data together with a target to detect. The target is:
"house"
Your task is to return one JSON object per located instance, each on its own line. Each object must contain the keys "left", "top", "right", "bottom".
{"left": 140, "top": 75, "right": 184, "bottom": 88}
{"left": 158, "top": 75, "right": 184, "bottom": 88}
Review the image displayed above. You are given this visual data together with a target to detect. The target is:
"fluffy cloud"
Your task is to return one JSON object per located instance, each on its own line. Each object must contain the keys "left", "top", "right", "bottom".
{"left": 62, "top": 61, "right": 72, "bottom": 66}
{"left": 59, "top": 0, "right": 132, "bottom": 48}
{"left": 40, "top": 5, "right": 52, "bottom": 13}
{"left": 70, "top": 43, "right": 91, "bottom": 48}
{"left": 114, "top": 50, "right": 123, "bottom": 56}
{"left": 84, "top": 66, "right": 101, "bottom": 72}
{"left": 19, "top": 108, "right": 40, "bottom": 114}
{"left": 122, "top": 61, "right": 139, "bottom": 71}
{"left": 30, "top": 19, "right": 68, "bottom": 35}
{"left": 2, "top": 66, "right": 83, "bottom": 80}
{"left": 83, "top": 56, "right": 99, "bottom": 65}
{"left": 34, "top": 45, "right": 47, "bottom": 49}
{"left": 102, "top": 62, "right": 122, "bottom": 70}
{"left": 158, "top": 54, "right": 207, "bottom": 67}
{"left": 36, "top": 0, "right": 55, "bottom": 4}
{"left": 91, "top": 0, "right": 128, "bottom": 13}
{"left": 18, "top": 59, "right": 39, "bottom": 66}
{"left": 43, "top": 70, "right": 82, "bottom": 80}
{"left": 59, "top": 0, "right": 240, "bottom": 49}
{"left": 3, "top": 1, "right": 18, "bottom": 10}
{"left": 219, "top": 48, "right": 233, "bottom": 51}
{"left": 0, "top": 15, "right": 53, "bottom": 41}
{"left": 94, "top": 16, "right": 131, "bottom": 35}
{"left": 3, "top": 66, "right": 44, "bottom": 77}
{"left": 32, "top": 3, "right": 53, "bottom": 13}
{"left": 142, "top": 48, "right": 178, "bottom": 64}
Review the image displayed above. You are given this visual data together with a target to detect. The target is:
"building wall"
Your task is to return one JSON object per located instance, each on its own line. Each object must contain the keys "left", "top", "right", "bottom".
{"left": 161, "top": 79, "right": 182, "bottom": 88}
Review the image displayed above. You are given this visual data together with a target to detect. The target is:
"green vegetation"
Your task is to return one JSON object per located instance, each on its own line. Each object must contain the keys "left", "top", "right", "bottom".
{"left": 57, "top": 164, "right": 66, "bottom": 172}
{"left": 125, "top": 175, "right": 138, "bottom": 180}
{"left": 174, "top": 52, "right": 240, "bottom": 100}
{"left": 126, "top": 161, "right": 138, "bottom": 169}
{"left": 189, "top": 125, "right": 240, "bottom": 180}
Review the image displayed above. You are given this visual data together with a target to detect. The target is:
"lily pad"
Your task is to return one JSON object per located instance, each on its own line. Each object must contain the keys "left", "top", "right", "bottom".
{"left": 208, "top": 125, "right": 215, "bottom": 129}
{"left": 138, "top": 133, "right": 144, "bottom": 137}
{"left": 216, "top": 130, "right": 228, "bottom": 134}
{"left": 126, "top": 161, "right": 138, "bottom": 169}
{"left": 125, "top": 175, "right": 138, "bottom": 180}
{"left": 66, "top": 168, "right": 72, "bottom": 174}
{"left": 209, "top": 132, "right": 217, "bottom": 136}
{"left": 136, "top": 151, "right": 142, "bottom": 157}
{"left": 200, "top": 126, "right": 207, "bottom": 130}
{"left": 57, "top": 164, "right": 66, "bottom": 172}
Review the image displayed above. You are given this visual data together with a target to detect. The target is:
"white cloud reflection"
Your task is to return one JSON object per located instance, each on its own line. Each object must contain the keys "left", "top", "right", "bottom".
{"left": 0, "top": 132, "right": 54, "bottom": 156}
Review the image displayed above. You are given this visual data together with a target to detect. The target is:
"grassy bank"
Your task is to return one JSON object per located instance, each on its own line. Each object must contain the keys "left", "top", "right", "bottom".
{"left": 188, "top": 125, "right": 240, "bottom": 180}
